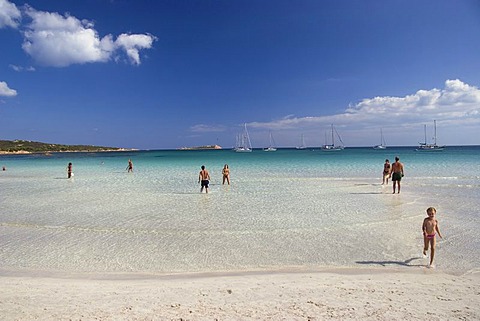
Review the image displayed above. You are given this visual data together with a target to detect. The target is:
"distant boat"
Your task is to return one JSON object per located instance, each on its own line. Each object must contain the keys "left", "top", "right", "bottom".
{"left": 235, "top": 123, "right": 253, "bottom": 152}
{"left": 296, "top": 134, "right": 307, "bottom": 150}
{"left": 415, "top": 120, "right": 445, "bottom": 151}
{"left": 263, "top": 131, "right": 277, "bottom": 152}
{"left": 321, "top": 124, "right": 344, "bottom": 151}
{"left": 373, "top": 128, "right": 387, "bottom": 149}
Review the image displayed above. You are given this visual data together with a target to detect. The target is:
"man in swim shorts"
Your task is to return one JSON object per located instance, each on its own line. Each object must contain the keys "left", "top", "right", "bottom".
{"left": 391, "top": 156, "right": 404, "bottom": 194}
{"left": 198, "top": 165, "right": 211, "bottom": 193}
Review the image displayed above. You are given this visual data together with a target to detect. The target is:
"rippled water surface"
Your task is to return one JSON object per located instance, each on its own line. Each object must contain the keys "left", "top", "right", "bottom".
{"left": 1, "top": 147, "right": 479, "bottom": 274}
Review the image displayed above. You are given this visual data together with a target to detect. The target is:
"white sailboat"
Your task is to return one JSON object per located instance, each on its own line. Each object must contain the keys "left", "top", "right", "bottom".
{"left": 296, "top": 134, "right": 307, "bottom": 150}
{"left": 235, "top": 123, "right": 253, "bottom": 152}
{"left": 321, "top": 124, "right": 344, "bottom": 151}
{"left": 263, "top": 131, "right": 277, "bottom": 152}
{"left": 373, "top": 128, "right": 387, "bottom": 149}
{"left": 415, "top": 120, "right": 445, "bottom": 151}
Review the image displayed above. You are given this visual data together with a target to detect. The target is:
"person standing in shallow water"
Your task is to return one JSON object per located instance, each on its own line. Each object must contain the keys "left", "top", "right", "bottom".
{"left": 198, "top": 165, "right": 210, "bottom": 193}
{"left": 222, "top": 164, "right": 230, "bottom": 185}
{"left": 382, "top": 159, "right": 391, "bottom": 185}
{"left": 67, "top": 162, "right": 73, "bottom": 178}
{"left": 126, "top": 159, "right": 133, "bottom": 173}
{"left": 391, "top": 156, "right": 404, "bottom": 193}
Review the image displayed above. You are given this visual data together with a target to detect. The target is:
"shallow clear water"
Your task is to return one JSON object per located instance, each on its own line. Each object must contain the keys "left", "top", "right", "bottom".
{"left": 1, "top": 146, "right": 479, "bottom": 274}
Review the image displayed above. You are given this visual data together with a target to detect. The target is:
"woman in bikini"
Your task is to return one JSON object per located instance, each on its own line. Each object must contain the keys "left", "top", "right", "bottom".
{"left": 222, "top": 164, "right": 230, "bottom": 185}
{"left": 382, "top": 159, "right": 391, "bottom": 185}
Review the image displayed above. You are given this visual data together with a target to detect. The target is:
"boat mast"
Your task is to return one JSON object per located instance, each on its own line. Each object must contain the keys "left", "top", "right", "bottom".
{"left": 331, "top": 124, "right": 334, "bottom": 146}
{"left": 424, "top": 124, "right": 427, "bottom": 145}
{"left": 244, "top": 123, "right": 252, "bottom": 149}
{"left": 334, "top": 126, "right": 344, "bottom": 146}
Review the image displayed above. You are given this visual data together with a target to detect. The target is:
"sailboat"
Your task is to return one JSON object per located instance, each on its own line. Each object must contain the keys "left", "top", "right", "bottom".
{"left": 373, "top": 128, "right": 387, "bottom": 149}
{"left": 296, "top": 134, "right": 307, "bottom": 150}
{"left": 263, "top": 131, "right": 277, "bottom": 152}
{"left": 415, "top": 120, "right": 445, "bottom": 151}
{"left": 321, "top": 124, "right": 344, "bottom": 151}
{"left": 235, "top": 123, "right": 253, "bottom": 152}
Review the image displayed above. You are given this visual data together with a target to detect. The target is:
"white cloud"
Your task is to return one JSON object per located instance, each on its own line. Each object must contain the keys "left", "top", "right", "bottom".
{"left": 22, "top": 8, "right": 112, "bottom": 67}
{"left": 115, "top": 33, "right": 156, "bottom": 65}
{"left": 0, "top": 81, "right": 17, "bottom": 97}
{"left": 0, "top": 0, "right": 21, "bottom": 28}
{"left": 344, "top": 79, "right": 480, "bottom": 124}
{"left": 190, "top": 124, "right": 226, "bottom": 133}
{"left": 250, "top": 79, "right": 480, "bottom": 130}
{"left": 19, "top": 5, "right": 156, "bottom": 67}
{"left": 9, "top": 64, "right": 35, "bottom": 72}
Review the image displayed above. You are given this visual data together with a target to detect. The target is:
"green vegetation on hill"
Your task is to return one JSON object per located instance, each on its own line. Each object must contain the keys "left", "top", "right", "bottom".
{"left": 0, "top": 140, "right": 122, "bottom": 153}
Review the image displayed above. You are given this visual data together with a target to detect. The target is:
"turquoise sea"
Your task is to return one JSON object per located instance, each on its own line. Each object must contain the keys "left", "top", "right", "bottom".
{"left": 1, "top": 146, "right": 479, "bottom": 275}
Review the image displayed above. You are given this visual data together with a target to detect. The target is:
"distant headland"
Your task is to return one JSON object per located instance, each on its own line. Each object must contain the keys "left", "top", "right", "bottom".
{"left": 0, "top": 140, "right": 132, "bottom": 154}
{"left": 177, "top": 145, "right": 222, "bottom": 150}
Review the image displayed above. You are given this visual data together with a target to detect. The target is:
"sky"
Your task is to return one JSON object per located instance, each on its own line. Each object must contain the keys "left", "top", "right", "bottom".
{"left": 1, "top": 0, "right": 480, "bottom": 149}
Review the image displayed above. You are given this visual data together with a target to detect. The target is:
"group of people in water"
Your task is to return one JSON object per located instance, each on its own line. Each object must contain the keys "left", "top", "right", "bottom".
{"left": 382, "top": 156, "right": 405, "bottom": 194}
{"left": 198, "top": 164, "right": 230, "bottom": 194}
{"left": 68, "top": 156, "right": 400, "bottom": 193}
{"left": 122, "top": 159, "right": 231, "bottom": 193}
{"left": 61, "top": 155, "right": 442, "bottom": 267}
{"left": 66, "top": 159, "right": 230, "bottom": 195}
{"left": 66, "top": 159, "right": 230, "bottom": 190}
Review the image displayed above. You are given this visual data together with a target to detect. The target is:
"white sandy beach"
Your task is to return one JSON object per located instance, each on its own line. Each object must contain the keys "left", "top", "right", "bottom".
{"left": 1, "top": 268, "right": 479, "bottom": 320}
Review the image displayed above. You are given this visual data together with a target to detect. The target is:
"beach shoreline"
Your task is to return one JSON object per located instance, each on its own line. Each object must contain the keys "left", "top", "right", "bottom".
{"left": 1, "top": 267, "right": 479, "bottom": 320}
{"left": 0, "top": 263, "right": 476, "bottom": 280}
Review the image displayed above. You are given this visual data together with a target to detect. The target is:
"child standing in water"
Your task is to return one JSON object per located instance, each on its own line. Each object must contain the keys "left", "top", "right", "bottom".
{"left": 422, "top": 207, "right": 443, "bottom": 268}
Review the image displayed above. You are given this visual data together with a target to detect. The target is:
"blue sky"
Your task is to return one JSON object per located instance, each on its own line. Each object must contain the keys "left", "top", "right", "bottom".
{"left": 1, "top": 0, "right": 479, "bottom": 149}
